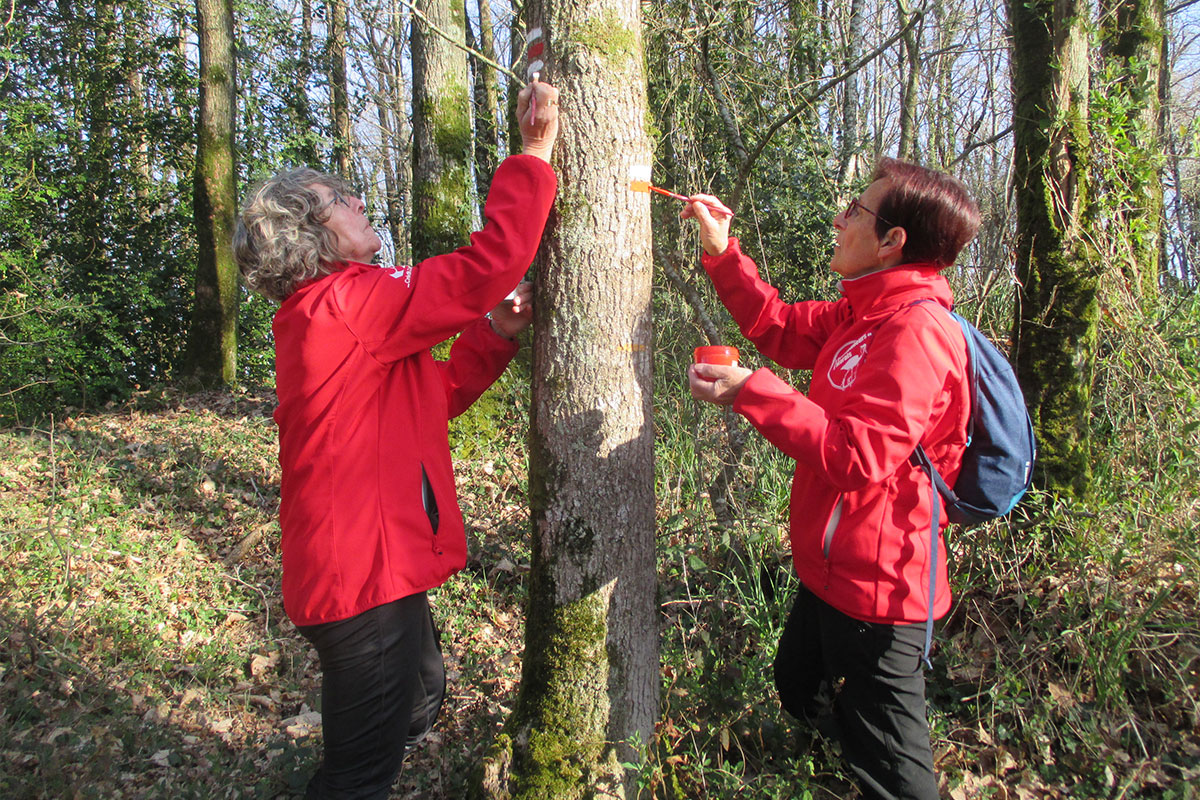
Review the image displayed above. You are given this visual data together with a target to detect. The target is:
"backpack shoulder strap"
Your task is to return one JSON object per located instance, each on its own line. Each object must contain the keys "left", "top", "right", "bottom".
{"left": 901, "top": 299, "right": 973, "bottom": 669}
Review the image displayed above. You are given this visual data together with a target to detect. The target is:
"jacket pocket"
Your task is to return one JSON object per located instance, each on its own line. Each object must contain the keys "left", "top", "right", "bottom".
{"left": 822, "top": 496, "right": 843, "bottom": 559}
{"left": 421, "top": 463, "right": 440, "bottom": 535}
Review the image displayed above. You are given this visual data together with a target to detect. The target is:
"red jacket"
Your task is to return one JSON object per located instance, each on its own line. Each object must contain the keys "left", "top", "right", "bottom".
{"left": 272, "top": 155, "right": 556, "bottom": 625}
{"left": 703, "top": 239, "right": 970, "bottom": 624}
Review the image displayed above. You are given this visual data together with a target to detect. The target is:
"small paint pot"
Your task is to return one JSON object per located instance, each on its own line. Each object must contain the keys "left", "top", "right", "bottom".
{"left": 693, "top": 346, "right": 739, "bottom": 380}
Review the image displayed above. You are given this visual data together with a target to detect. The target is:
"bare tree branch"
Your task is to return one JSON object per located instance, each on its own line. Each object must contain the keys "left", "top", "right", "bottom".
{"left": 394, "top": 0, "right": 525, "bottom": 86}
{"left": 653, "top": 239, "right": 723, "bottom": 344}
{"left": 729, "top": 9, "right": 925, "bottom": 209}
{"left": 948, "top": 124, "right": 1013, "bottom": 168}
{"left": 1168, "top": 0, "right": 1200, "bottom": 15}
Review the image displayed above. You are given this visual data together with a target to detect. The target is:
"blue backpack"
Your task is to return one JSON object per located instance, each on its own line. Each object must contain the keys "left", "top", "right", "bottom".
{"left": 908, "top": 301, "right": 1036, "bottom": 665}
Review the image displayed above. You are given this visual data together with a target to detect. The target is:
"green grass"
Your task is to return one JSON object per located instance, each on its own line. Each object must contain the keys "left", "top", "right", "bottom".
{"left": 2, "top": 298, "right": 1199, "bottom": 799}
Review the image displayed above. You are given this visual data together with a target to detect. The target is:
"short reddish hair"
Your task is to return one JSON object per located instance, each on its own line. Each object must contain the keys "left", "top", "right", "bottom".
{"left": 871, "top": 158, "right": 980, "bottom": 268}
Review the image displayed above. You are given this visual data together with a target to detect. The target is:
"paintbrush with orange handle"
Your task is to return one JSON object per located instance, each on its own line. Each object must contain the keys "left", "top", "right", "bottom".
{"left": 629, "top": 166, "right": 734, "bottom": 217}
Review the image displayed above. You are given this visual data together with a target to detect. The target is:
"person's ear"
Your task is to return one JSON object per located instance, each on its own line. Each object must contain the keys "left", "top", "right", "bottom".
{"left": 878, "top": 226, "right": 907, "bottom": 263}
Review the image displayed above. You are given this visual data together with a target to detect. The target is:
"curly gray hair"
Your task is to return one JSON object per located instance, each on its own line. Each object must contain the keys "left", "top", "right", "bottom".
{"left": 234, "top": 167, "right": 359, "bottom": 302}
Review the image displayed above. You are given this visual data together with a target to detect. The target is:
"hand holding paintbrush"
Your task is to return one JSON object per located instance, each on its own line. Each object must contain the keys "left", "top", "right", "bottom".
{"left": 679, "top": 192, "right": 735, "bottom": 257}
{"left": 516, "top": 82, "right": 559, "bottom": 163}
{"left": 629, "top": 166, "right": 734, "bottom": 219}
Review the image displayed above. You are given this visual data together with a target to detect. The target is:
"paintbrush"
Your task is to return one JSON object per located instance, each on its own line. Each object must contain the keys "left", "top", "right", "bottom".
{"left": 629, "top": 166, "right": 734, "bottom": 217}
{"left": 526, "top": 27, "right": 544, "bottom": 119}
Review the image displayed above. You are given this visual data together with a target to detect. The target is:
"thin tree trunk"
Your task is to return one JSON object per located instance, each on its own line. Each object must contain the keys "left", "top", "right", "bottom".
{"left": 1009, "top": 0, "right": 1096, "bottom": 497}
{"left": 289, "top": 0, "right": 320, "bottom": 166}
{"left": 477, "top": 0, "right": 658, "bottom": 795}
{"left": 469, "top": 0, "right": 500, "bottom": 200}
{"left": 362, "top": 0, "right": 406, "bottom": 253}
{"left": 327, "top": 0, "right": 351, "bottom": 177}
{"left": 837, "top": 0, "right": 864, "bottom": 184}
{"left": 184, "top": 0, "right": 238, "bottom": 387}
{"left": 896, "top": 0, "right": 920, "bottom": 160}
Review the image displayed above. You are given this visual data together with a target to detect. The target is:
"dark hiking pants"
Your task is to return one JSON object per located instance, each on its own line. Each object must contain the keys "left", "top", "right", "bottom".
{"left": 774, "top": 584, "right": 939, "bottom": 800}
{"left": 298, "top": 591, "right": 445, "bottom": 800}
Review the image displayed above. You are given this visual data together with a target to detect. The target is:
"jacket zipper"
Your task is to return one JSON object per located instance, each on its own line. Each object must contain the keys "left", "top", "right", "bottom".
{"left": 821, "top": 497, "right": 842, "bottom": 588}
{"left": 421, "top": 464, "right": 442, "bottom": 554}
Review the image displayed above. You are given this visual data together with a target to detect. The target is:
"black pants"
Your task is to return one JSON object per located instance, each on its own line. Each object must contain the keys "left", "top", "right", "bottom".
{"left": 774, "top": 585, "right": 939, "bottom": 800}
{"left": 298, "top": 592, "right": 446, "bottom": 800}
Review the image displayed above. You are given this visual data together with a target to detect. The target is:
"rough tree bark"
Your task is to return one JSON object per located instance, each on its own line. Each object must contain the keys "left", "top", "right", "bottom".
{"left": 476, "top": 0, "right": 658, "bottom": 796}
{"left": 183, "top": 0, "right": 238, "bottom": 387}
{"left": 1009, "top": 0, "right": 1097, "bottom": 497}
{"left": 411, "top": 0, "right": 472, "bottom": 260}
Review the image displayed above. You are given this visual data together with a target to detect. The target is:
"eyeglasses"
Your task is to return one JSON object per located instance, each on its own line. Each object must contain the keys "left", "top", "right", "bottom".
{"left": 320, "top": 189, "right": 354, "bottom": 213}
{"left": 845, "top": 197, "right": 896, "bottom": 229}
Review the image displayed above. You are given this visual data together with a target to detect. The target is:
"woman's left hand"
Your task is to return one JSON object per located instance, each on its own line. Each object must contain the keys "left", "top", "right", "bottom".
{"left": 490, "top": 281, "right": 534, "bottom": 339}
{"left": 688, "top": 363, "right": 752, "bottom": 405}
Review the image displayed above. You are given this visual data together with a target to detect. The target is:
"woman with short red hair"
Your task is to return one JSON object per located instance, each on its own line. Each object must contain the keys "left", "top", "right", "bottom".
{"left": 683, "top": 159, "right": 980, "bottom": 800}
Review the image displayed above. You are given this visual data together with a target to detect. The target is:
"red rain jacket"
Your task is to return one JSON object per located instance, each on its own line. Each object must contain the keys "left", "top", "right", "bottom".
{"left": 272, "top": 155, "right": 556, "bottom": 625}
{"left": 704, "top": 239, "right": 970, "bottom": 624}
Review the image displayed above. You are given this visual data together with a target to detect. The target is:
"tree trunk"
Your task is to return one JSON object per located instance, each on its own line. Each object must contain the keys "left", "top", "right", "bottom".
{"left": 1099, "top": 0, "right": 1165, "bottom": 299}
{"left": 184, "top": 0, "right": 238, "bottom": 388}
{"left": 837, "top": 0, "right": 865, "bottom": 184}
{"left": 896, "top": 0, "right": 921, "bottom": 160}
{"left": 469, "top": 0, "right": 500, "bottom": 200}
{"left": 362, "top": 0, "right": 407, "bottom": 254}
{"left": 288, "top": 0, "right": 320, "bottom": 166}
{"left": 1009, "top": 0, "right": 1097, "bottom": 497}
{"left": 411, "top": 0, "right": 473, "bottom": 260}
{"left": 327, "top": 0, "right": 351, "bottom": 177}
{"left": 476, "top": 1, "right": 658, "bottom": 796}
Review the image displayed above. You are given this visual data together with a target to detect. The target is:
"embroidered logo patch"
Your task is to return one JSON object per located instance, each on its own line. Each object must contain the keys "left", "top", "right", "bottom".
{"left": 829, "top": 332, "right": 871, "bottom": 389}
{"left": 383, "top": 264, "right": 413, "bottom": 287}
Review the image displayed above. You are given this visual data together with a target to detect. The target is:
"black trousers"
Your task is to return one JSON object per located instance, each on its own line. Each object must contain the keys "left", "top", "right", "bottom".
{"left": 298, "top": 592, "right": 446, "bottom": 800}
{"left": 774, "top": 585, "right": 939, "bottom": 800}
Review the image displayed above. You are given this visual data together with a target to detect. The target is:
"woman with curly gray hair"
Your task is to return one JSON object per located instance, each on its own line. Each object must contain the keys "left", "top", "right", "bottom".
{"left": 235, "top": 81, "right": 560, "bottom": 799}
{"left": 234, "top": 168, "right": 371, "bottom": 302}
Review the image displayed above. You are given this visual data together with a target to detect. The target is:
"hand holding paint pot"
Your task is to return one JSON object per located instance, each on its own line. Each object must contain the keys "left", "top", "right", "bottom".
{"left": 688, "top": 355, "right": 752, "bottom": 406}
{"left": 694, "top": 345, "right": 739, "bottom": 372}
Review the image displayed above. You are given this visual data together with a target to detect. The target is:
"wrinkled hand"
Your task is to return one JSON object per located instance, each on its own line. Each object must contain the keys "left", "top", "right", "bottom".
{"left": 517, "top": 82, "right": 560, "bottom": 163}
{"left": 688, "top": 363, "right": 752, "bottom": 406}
{"left": 490, "top": 281, "right": 534, "bottom": 339}
{"left": 680, "top": 194, "right": 733, "bottom": 257}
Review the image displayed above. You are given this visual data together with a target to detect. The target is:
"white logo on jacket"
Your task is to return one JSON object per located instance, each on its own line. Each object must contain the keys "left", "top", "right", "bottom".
{"left": 829, "top": 332, "right": 871, "bottom": 389}
{"left": 383, "top": 264, "right": 413, "bottom": 287}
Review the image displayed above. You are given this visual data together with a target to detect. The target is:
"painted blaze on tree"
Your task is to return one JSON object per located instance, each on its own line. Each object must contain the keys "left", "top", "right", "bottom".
{"left": 477, "top": 0, "right": 658, "bottom": 797}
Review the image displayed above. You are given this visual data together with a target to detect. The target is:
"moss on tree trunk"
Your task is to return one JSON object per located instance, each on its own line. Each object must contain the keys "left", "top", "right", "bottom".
{"left": 1009, "top": 0, "right": 1098, "bottom": 497}
{"left": 184, "top": 0, "right": 238, "bottom": 388}
{"left": 411, "top": 0, "right": 473, "bottom": 261}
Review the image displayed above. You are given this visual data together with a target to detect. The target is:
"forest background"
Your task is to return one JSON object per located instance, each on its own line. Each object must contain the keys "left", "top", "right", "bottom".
{"left": 1, "top": 0, "right": 1198, "bottom": 797}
